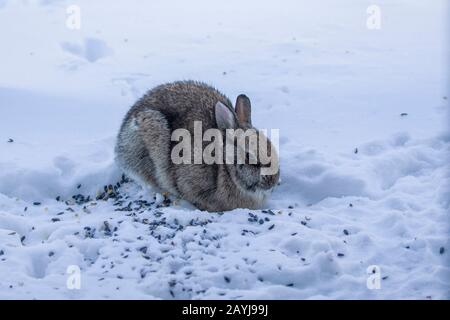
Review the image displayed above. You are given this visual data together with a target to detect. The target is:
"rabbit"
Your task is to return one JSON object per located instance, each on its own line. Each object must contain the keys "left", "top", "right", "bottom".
{"left": 115, "top": 80, "right": 279, "bottom": 212}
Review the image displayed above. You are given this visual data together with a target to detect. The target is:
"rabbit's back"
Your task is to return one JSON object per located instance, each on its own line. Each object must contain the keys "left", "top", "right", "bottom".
{"left": 122, "top": 81, "right": 233, "bottom": 133}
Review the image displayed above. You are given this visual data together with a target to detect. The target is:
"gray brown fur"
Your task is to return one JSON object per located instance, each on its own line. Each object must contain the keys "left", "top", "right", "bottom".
{"left": 115, "top": 80, "right": 279, "bottom": 212}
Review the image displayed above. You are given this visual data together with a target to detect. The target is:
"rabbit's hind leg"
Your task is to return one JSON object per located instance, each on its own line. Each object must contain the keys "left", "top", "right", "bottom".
{"left": 115, "top": 118, "right": 160, "bottom": 189}
{"left": 136, "top": 109, "right": 179, "bottom": 196}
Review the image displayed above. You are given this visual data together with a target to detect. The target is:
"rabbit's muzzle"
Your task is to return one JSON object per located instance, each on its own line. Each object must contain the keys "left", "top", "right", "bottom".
{"left": 259, "top": 170, "right": 280, "bottom": 191}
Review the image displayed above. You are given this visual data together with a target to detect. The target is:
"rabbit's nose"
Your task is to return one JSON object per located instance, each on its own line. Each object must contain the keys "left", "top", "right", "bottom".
{"left": 259, "top": 175, "right": 275, "bottom": 190}
{"left": 266, "top": 172, "right": 280, "bottom": 187}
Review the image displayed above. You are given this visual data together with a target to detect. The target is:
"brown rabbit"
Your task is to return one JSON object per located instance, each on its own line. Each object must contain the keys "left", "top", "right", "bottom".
{"left": 115, "top": 81, "right": 279, "bottom": 211}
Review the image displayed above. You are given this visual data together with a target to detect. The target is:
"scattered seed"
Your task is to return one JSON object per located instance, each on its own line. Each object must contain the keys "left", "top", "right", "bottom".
{"left": 103, "top": 221, "right": 112, "bottom": 236}
{"left": 439, "top": 247, "right": 445, "bottom": 255}
{"left": 268, "top": 224, "right": 275, "bottom": 230}
{"left": 343, "top": 229, "right": 349, "bottom": 236}
{"left": 224, "top": 276, "right": 231, "bottom": 283}
{"left": 400, "top": 113, "right": 408, "bottom": 117}
{"left": 83, "top": 207, "right": 91, "bottom": 214}
{"left": 7, "top": 138, "right": 14, "bottom": 143}
{"left": 139, "top": 246, "right": 148, "bottom": 254}
{"left": 33, "top": 202, "right": 41, "bottom": 206}
{"left": 337, "top": 253, "right": 345, "bottom": 257}
{"left": 51, "top": 218, "right": 60, "bottom": 223}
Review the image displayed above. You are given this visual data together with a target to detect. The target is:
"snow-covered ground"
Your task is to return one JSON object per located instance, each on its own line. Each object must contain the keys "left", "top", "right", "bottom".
{"left": 0, "top": 0, "right": 449, "bottom": 299}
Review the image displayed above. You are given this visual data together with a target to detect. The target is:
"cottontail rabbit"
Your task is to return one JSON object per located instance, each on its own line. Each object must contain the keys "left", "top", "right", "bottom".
{"left": 115, "top": 81, "right": 279, "bottom": 211}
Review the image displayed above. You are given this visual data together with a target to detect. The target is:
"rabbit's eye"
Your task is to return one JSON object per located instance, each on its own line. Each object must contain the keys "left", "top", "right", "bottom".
{"left": 261, "top": 162, "right": 271, "bottom": 168}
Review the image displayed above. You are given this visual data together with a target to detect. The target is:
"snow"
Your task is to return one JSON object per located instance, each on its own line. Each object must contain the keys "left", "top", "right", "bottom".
{"left": 0, "top": 0, "right": 449, "bottom": 299}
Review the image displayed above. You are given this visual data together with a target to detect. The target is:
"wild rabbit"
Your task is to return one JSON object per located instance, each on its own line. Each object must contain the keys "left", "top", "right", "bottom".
{"left": 115, "top": 81, "right": 279, "bottom": 211}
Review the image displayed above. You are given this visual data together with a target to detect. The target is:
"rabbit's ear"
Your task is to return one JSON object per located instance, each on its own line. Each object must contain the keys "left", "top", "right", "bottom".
{"left": 215, "top": 101, "right": 236, "bottom": 129}
{"left": 235, "top": 94, "right": 252, "bottom": 125}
